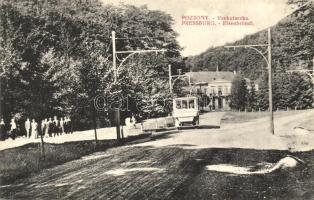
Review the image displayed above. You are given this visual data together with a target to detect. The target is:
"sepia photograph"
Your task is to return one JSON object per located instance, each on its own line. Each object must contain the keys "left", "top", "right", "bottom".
{"left": 0, "top": 0, "right": 313, "bottom": 199}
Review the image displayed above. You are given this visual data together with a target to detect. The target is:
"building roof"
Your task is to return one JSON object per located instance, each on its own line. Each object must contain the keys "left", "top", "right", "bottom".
{"left": 185, "top": 71, "right": 235, "bottom": 84}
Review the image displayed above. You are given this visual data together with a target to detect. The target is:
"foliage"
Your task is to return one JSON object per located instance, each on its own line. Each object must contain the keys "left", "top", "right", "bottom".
{"left": 0, "top": 0, "right": 183, "bottom": 129}
{"left": 229, "top": 74, "right": 248, "bottom": 111}
{"left": 257, "top": 72, "right": 313, "bottom": 110}
{"left": 247, "top": 80, "right": 258, "bottom": 111}
{"left": 273, "top": 72, "right": 313, "bottom": 109}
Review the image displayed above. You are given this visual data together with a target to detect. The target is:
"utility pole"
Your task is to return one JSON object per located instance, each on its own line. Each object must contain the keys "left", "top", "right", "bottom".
{"left": 169, "top": 64, "right": 172, "bottom": 94}
{"left": 111, "top": 31, "right": 166, "bottom": 141}
{"left": 267, "top": 28, "right": 274, "bottom": 135}
{"left": 112, "top": 31, "right": 121, "bottom": 141}
{"left": 225, "top": 27, "right": 274, "bottom": 135}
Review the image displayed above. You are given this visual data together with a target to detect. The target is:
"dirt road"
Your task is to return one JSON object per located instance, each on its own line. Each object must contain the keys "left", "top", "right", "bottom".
{"left": 1, "top": 110, "right": 313, "bottom": 200}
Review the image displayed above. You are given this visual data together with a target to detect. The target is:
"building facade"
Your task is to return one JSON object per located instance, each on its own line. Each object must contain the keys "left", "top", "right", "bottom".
{"left": 184, "top": 70, "right": 258, "bottom": 111}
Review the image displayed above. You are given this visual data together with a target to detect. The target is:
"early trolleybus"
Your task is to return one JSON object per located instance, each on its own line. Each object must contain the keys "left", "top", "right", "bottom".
{"left": 172, "top": 96, "right": 200, "bottom": 128}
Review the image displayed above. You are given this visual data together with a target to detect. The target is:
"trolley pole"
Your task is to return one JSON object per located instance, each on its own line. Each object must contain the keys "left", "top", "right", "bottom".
{"left": 225, "top": 27, "right": 274, "bottom": 135}
{"left": 169, "top": 64, "right": 172, "bottom": 94}
{"left": 111, "top": 31, "right": 166, "bottom": 141}
{"left": 267, "top": 28, "right": 274, "bottom": 135}
{"left": 112, "top": 31, "right": 121, "bottom": 141}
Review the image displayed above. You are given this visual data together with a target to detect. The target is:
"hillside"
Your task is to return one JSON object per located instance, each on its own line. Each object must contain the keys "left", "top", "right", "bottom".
{"left": 186, "top": 1, "right": 314, "bottom": 80}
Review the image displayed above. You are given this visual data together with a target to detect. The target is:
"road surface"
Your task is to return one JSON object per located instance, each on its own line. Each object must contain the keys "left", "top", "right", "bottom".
{"left": 0, "top": 111, "right": 313, "bottom": 200}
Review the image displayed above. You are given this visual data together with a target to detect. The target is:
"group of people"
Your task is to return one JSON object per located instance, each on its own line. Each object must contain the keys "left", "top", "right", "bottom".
{"left": 0, "top": 116, "right": 73, "bottom": 140}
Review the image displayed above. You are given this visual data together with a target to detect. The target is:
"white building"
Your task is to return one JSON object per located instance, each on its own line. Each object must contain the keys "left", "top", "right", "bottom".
{"left": 185, "top": 70, "right": 258, "bottom": 111}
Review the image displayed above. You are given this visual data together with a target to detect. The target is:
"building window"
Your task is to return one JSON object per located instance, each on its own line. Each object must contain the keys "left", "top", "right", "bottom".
{"left": 211, "top": 86, "right": 215, "bottom": 94}
{"left": 224, "top": 86, "right": 228, "bottom": 95}
{"left": 218, "top": 86, "right": 222, "bottom": 96}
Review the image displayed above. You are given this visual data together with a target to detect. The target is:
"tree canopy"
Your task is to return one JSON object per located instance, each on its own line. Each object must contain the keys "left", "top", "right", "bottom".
{"left": 0, "top": 0, "right": 183, "bottom": 129}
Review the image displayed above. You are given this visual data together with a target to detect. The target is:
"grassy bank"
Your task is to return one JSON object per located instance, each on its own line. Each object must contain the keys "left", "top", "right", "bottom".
{"left": 221, "top": 109, "right": 311, "bottom": 124}
{"left": 0, "top": 134, "right": 150, "bottom": 185}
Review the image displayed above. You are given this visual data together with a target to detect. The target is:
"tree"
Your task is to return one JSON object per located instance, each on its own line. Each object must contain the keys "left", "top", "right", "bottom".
{"left": 287, "top": 73, "right": 313, "bottom": 109}
{"left": 229, "top": 74, "right": 248, "bottom": 111}
{"left": 0, "top": 0, "right": 183, "bottom": 131}
{"left": 247, "top": 80, "right": 257, "bottom": 111}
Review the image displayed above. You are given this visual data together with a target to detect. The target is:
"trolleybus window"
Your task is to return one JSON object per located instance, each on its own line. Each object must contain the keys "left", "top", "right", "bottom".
{"left": 189, "top": 99, "right": 195, "bottom": 108}
{"left": 182, "top": 100, "right": 188, "bottom": 109}
{"left": 176, "top": 100, "right": 181, "bottom": 109}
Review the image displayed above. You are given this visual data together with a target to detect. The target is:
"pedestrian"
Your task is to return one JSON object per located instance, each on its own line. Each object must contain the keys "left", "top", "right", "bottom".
{"left": 9, "top": 118, "right": 17, "bottom": 140}
{"left": 40, "top": 120, "right": 45, "bottom": 137}
{"left": 48, "top": 117, "right": 53, "bottom": 137}
{"left": 65, "top": 116, "right": 72, "bottom": 134}
{"left": 60, "top": 117, "right": 64, "bottom": 134}
{"left": 53, "top": 116, "right": 59, "bottom": 137}
{"left": 31, "top": 119, "right": 38, "bottom": 139}
{"left": 25, "top": 118, "right": 31, "bottom": 138}
{"left": 131, "top": 115, "right": 136, "bottom": 128}
{"left": 64, "top": 117, "right": 69, "bottom": 134}
{"left": 0, "top": 118, "right": 5, "bottom": 141}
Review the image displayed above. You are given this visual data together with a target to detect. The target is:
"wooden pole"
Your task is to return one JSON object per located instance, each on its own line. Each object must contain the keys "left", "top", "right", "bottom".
{"left": 268, "top": 28, "right": 274, "bottom": 135}
{"left": 112, "top": 31, "right": 121, "bottom": 141}
{"left": 169, "top": 64, "right": 172, "bottom": 94}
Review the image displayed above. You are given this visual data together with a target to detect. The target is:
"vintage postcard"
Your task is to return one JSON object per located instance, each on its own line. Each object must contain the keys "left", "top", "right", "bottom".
{"left": 0, "top": 0, "right": 313, "bottom": 199}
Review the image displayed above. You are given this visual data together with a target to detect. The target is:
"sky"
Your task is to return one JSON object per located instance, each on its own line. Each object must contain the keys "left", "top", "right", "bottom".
{"left": 101, "top": 0, "right": 294, "bottom": 56}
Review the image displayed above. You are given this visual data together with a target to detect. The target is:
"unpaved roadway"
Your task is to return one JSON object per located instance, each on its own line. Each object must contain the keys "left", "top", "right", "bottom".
{"left": 1, "top": 110, "right": 314, "bottom": 200}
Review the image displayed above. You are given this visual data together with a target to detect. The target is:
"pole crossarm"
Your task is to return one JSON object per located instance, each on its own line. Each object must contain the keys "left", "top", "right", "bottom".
{"left": 116, "top": 49, "right": 166, "bottom": 54}
{"left": 225, "top": 44, "right": 269, "bottom": 66}
{"left": 245, "top": 46, "right": 269, "bottom": 65}
{"left": 225, "top": 44, "right": 268, "bottom": 48}
{"left": 116, "top": 49, "right": 167, "bottom": 70}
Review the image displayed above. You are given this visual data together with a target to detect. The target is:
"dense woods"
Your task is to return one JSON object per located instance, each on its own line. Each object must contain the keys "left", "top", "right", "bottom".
{"left": 0, "top": 0, "right": 183, "bottom": 130}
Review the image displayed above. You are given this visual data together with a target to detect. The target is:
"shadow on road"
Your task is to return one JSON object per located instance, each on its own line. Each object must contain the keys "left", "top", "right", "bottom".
{"left": 0, "top": 145, "right": 312, "bottom": 200}
{"left": 198, "top": 125, "right": 220, "bottom": 129}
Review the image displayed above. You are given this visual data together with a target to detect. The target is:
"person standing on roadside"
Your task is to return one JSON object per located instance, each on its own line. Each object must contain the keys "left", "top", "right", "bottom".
{"left": 10, "top": 118, "right": 17, "bottom": 140}
{"left": 41, "top": 119, "right": 45, "bottom": 137}
{"left": 0, "top": 118, "right": 5, "bottom": 140}
{"left": 31, "top": 119, "right": 38, "bottom": 139}
{"left": 64, "top": 117, "right": 69, "bottom": 134}
{"left": 53, "top": 116, "right": 59, "bottom": 137}
{"left": 60, "top": 117, "right": 65, "bottom": 134}
{"left": 48, "top": 117, "right": 53, "bottom": 137}
{"left": 131, "top": 114, "right": 137, "bottom": 128}
{"left": 44, "top": 118, "right": 49, "bottom": 137}
{"left": 25, "top": 118, "right": 31, "bottom": 138}
{"left": 65, "top": 116, "right": 73, "bottom": 134}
